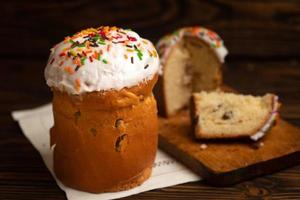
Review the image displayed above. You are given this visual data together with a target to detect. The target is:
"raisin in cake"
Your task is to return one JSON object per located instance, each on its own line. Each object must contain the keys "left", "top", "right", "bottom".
{"left": 190, "top": 92, "right": 280, "bottom": 141}
{"left": 155, "top": 27, "right": 228, "bottom": 117}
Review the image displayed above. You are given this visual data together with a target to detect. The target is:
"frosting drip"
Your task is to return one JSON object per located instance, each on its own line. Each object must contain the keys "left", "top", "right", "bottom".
{"left": 156, "top": 26, "right": 228, "bottom": 73}
{"left": 45, "top": 26, "right": 159, "bottom": 94}
{"left": 250, "top": 95, "right": 280, "bottom": 141}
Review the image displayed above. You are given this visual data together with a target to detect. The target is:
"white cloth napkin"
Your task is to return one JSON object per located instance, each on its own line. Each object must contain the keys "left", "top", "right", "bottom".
{"left": 12, "top": 104, "right": 200, "bottom": 200}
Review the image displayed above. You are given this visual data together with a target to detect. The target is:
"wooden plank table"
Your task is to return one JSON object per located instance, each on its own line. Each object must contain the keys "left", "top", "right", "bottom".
{"left": 1, "top": 0, "right": 300, "bottom": 199}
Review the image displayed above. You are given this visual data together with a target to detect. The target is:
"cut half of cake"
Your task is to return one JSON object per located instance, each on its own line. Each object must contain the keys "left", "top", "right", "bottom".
{"left": 190, "top": 92, "right": 280, "bottom": 141}
{"left": 154, "top": 26, "right": 228, "bottom": 117}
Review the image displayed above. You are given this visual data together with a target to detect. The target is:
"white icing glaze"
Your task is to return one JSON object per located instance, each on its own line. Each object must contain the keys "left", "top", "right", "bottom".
{"left": 156, "top": 26, "right": 228, "bottom": 73}
{"left": 181, "top": 28, "right": 228, "bottom": 63}
{"left": 250, "top": 96, "right": 280, "bottom": 141}
{"left": 45, "top": 27, "right": 159, "bottom": 94}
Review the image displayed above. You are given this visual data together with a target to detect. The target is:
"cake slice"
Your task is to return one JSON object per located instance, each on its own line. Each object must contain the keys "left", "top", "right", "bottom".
{"left": 154, "top": 26, "right": 228, "bottom": 117}
{"left": 190, "top": 92, "right": 280, "bottom": 141}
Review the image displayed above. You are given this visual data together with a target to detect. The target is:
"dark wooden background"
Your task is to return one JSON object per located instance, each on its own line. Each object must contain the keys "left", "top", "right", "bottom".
{"left": 1, "top": 0, "right": 300, "bottom": 199}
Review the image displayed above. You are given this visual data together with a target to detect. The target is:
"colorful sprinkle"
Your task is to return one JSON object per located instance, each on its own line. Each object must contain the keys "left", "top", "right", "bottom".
{"left": 73, "top": 57, "right": 81, "bottom": 66}
{"left": 75, "top": 79, "right": 81, "bottom": 92}
{"left": 80, "top": 57, "right": 87, "bottom": 65}
{"left": 48, "top": 26, "right": 159, "bottom": 93}
{"left": 134, "top": 45, "right": 143, "bottom": 60}
{"left": 152, "top": 50, "right": 157, "bottom": 57}
{"left": 156, "top": 26, "right": 227, "bottom": 66}
{"left": 127, "top": 35, "right": 137, "bottom": 41}
{"left": 64, "top": 66, "right": 75, "bottom": 75}
{"left": 59, "top": 52, "right": 66, "bottom": 57}
{"left": 148, "top": 50, "right": 153, "bottom": 57}
{"left": 107, "top": 44, "right": 111, "bottom": 52}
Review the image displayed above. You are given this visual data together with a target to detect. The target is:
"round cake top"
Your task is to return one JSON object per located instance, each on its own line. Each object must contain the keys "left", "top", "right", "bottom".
{"left": 156, "top": 26, "right": 228, "bottom": 71}
{"left": 45, "top": 26, "right": 159, "bottom": 94}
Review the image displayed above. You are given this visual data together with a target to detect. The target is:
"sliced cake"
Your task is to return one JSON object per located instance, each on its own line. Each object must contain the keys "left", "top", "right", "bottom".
{"left": 190, "top": 92, "right": 280, "bottom": 141}
{"left": 154, "top": 26, "right": 228, "bottom": 117}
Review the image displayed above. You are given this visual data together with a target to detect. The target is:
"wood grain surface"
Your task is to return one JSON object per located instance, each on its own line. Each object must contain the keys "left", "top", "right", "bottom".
{"left": 1, "top": 0, "right": 300, "bottom": 199}
{"left": 159, "top": 112, "right": 300, "bottom": 185}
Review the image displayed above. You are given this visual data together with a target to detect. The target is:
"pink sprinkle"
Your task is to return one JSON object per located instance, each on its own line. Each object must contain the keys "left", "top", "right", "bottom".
{"left": 98, "top": 30, "right": 108, "bottom": 39}
{"left": 114, "top": 40, "right": 126, "bottom": 43}
{"left": 127, "top": 35, "right": 137, "bottom": 41}
{"left": 112, "top": 33, "right": 122, "bottom": 39}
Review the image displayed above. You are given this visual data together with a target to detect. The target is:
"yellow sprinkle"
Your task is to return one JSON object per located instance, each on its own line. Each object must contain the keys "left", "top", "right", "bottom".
{"left": 110, "top": 26, "right": 117, "bottom": 31}
{"left": 62, "top": 47, "right": 70, "bottom": 52}
{"left": 80, "top": 28, "right": 97, "bottom": 35}
{"left": 70, "top": 50, "right": 77, "bottom": 56}
{"left": 152, "top": 50, "right": 158, "bottom": 57}
{"left": 103, "top": 26, "right": 110, "bottom": 32}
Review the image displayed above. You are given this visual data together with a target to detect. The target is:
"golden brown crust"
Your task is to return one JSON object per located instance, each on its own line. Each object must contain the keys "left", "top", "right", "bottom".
{"left": 105, "top": 166, "right": 152, "bottom": 192}
{"left": 51, "top": 76, "right": 158, "bottom": 193}
{"left": 189, "top": 94, "right": 199, "bottom": 138}
{"left": 154, "top": 73, "right": 168, "bottom": 117}
{"left": 52, "top": 74, "right": 158, "bottom": 110}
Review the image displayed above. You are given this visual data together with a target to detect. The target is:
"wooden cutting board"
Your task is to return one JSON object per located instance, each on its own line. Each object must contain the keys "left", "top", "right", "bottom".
{"left": 158, "top": 111, "right": 300, "bottom": 186}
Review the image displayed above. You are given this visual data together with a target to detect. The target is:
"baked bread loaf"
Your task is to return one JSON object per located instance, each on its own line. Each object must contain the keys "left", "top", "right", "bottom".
{"left": 155, "top": 27, "right": 228, "bottom": 117}
{"left": 45, "top": 26, "right": 160, "bottom": 193}
{"left": 190, "top": 92, "right": 280, "bottom": 141}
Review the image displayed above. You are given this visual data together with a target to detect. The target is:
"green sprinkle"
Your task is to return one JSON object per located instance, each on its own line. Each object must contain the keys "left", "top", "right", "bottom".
{"left": 97, "top": 54, "right": 101, "bottom": 60}
{"left": 93, "top": 34, "right": 100, "bottom": 39}
{"left": 71, "top": 41, "right": 85, "bottom": 48}
{"left": 137, "top": 52, "right": 143, "bottom": 60}
{"left": 90, "top": 34, "right": 106, "bottom": 45}
{"left": 80, "top": 57, "right": 87, "bottom": 65}
{"left": 102, "top": 59, "right": 108, "bottom": 64}
{"left": 173, "top": 30, "right": 180, "bottom": 36}
{"left": 98, "top": 41, "right": 106, "bottom": 45}
{"left": 134, "top": 45, "right": 143, "bottom": 60}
